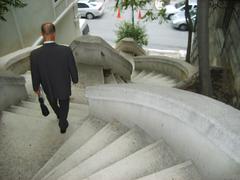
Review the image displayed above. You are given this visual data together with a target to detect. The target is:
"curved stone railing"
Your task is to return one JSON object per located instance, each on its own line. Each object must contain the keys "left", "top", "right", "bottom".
{"left": 134, "top": 56, "right": 198, "bottom": 88}
{"left": 0, "top": 46, "right": 39, "bottom": 74}
{"left": 0, "top": 71, "right": 27, "bottom": 111}
{"left": 86, "top": 84, "right": 240, "bottom": 180}
{"left": 115, "top": 38, "right": 146, "bottom": 56}
{"left": 70, "top": 35, "right": 133, "bottom": 80}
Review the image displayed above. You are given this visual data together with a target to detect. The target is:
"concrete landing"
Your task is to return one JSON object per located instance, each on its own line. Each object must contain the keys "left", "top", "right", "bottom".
{"left": 0, "top": 111, "right": 80, "bottom": 180}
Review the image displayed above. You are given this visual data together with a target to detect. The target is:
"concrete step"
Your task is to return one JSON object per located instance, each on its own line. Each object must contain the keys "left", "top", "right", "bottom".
{"left": 32, "top": 117, "right": 107, "bottom": 180}
{"left": 145, "top": 72, "right": 166, "bottom": 81}
{"left": 43, "top": 120, "right": 129, "bottom": 180}
{"left": 58, "top": 127, "right": 154, "bottom": 180}
{"left": 71, "top": 86, "right": 88, "bottom": 104}
{"left": 21, "top": 99, "right": 89, "bottom": 111}
{"left": 137, "top": 71, "right": 158, "bottom": 80}
{"left": 0, "top": 111, "right": 78, "bottom": 180}
{"left": 19, "top": 100, "right": 89, "bottom": 118}
{"left": 133, "top": 73, "right": 178, "bottom": 87}
{"left": 81, "top": 140, "right": 181, "bottom": 180}
{"left": 7, "top": 105, "right": 86, "bottom": 125}
{"left": 114, "top": 74, "right": 126, "bottom": 84}
{"left": 104, "top": 73, "right": 118, "bottom": 84}
{"left": 132, "top": 70, "right": 148, "bottom": 80}
{"left": 132, "top": 71, "right": 167, "bottom": 82}
{"left": 136, "top": 161, "right": 202, "bottom": 180}
{"left": 131, "top": 70, "right": 141, "bottom": 79}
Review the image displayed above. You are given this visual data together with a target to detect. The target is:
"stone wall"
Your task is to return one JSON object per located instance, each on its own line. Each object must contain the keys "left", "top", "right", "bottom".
{"left": 190, "top": 1, "right": 240, "bottom": 107}
{"left": 0, "top": 0, "right": 80, "bottom": 56}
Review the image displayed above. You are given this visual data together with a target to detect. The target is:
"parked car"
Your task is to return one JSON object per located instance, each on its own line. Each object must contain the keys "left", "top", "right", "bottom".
{"left": 165, "top": 0, "right": 197, "bottom": 19}
{"left": 77, "top": 1, "right": 104, "bottom": 19}
{"left": 171, "top": 11, "right": 196, "bottom": 31}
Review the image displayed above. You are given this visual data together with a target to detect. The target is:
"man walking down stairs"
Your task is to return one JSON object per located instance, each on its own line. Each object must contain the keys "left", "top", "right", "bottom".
{"left": 30, "top": 23, "right": 79, "bottom": 134}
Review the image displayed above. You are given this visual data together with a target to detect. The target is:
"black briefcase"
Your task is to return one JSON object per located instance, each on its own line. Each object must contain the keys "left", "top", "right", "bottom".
{"left": 38, "top": 89, "right": 49, "bottom": 117}
{"left": 38, "top": 97, "right": 49, "bottom": 116}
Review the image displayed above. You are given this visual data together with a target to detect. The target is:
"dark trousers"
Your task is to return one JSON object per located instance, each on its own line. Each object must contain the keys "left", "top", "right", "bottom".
{"left": 47, "top": 97, "right": 70, "bottom": 129}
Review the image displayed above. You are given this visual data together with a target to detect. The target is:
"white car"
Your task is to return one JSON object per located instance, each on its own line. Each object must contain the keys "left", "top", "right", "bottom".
{"left": 165, "top": 0, "right": 197, "bottom": 19}
{"left": 171, "top": 11, "right": 196, "bottom": 31}
{"left": 77, "top": 1, "right": 104, "bottom": 19}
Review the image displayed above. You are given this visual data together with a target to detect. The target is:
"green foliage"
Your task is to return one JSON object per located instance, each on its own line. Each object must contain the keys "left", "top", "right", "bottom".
{"left": 0, "top": 0, "right": 27, "bottom": 21}
{"left": 116, "top": 21, "right": 148, "bottom": 47}
{"left": 143, "top": 7, "right": 166, "bottom": 23}
{"left": 116, "top": 0, "right": 151, "bottom": 10}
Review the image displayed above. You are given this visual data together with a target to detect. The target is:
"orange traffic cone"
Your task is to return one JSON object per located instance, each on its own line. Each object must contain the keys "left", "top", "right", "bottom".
{"left": 137, "top": 10, "right": 142, "bottom": 20}
{"left": 117, "top": 7, "right": 121, "bottom": 19}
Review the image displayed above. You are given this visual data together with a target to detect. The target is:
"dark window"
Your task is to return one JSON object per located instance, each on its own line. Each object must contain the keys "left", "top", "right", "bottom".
{"left": 78, "top": 3, "right": 89, "bottom": 8}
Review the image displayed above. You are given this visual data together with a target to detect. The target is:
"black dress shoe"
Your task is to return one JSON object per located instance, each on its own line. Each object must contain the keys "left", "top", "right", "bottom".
{"left": 60, "top": 121, "right": 69, "bottom": 134}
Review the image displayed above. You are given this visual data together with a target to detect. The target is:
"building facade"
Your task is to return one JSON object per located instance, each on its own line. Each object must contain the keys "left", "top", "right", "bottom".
{"left": 0, "top": 0, "right": 81, "bottom": 56}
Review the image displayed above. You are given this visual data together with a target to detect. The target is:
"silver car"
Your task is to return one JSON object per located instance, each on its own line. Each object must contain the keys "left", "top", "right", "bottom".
{"left": 165, "top": 0, "right": 197, "bottom": 19}
{"left": 171, "top": 11, "right": 196, "bottom": 31}
{"left": 77, "top": 1, "right": 104, "bottom": 19}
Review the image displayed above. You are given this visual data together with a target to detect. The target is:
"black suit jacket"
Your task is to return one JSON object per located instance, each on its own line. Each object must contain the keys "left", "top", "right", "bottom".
{"left": 30, "top": 43, "right": 78, "bottom": 100}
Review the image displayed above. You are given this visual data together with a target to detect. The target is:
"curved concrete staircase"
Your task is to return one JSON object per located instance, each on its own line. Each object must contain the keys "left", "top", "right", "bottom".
{"left": 31, "top": 115, "right": 201, "bottom": 180}
{"left": 132, "top": 70, "right": 178, "bottom": 87}
{"left": 0, "top": 71, "right": 202, "bottom": 180}
{"left": 0, "top": 92, "right": 202, "bottom": 180}
{"left": 1, "top": 36, "right": 239, "bottom": 180}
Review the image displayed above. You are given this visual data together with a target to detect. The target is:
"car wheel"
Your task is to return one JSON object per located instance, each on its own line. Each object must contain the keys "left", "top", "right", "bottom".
{"left": 86, "top": 13, "right": 94, "bottom": 19}
{"left": 179, "top": 24, "right": 188, "bottom": 31}
{"left": 168, "top": 14, "right": 174, "bottom": 20}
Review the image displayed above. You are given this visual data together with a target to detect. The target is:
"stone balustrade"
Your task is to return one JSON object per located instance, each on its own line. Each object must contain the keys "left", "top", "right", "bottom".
{"left": 115, "top": 38, "right": 146, "bottom": 56}
{"left": 86, "top": 84, "right": 240, "bottom": 180}
{"left": 0, "top": 46, "right": 39, "bottom": 74}
{"left": 70, "top": 36, "right": 133, "bottom": 81}
{"left": 0, "top": 71, "right": 27, "bottom": 111}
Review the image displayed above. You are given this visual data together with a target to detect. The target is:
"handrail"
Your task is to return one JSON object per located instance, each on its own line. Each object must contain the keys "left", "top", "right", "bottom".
{"left": 32, "top": 0, "right": 78, "bottom": 46}
{"left": 0, "top": 46, "right": 40, "bottom": 74}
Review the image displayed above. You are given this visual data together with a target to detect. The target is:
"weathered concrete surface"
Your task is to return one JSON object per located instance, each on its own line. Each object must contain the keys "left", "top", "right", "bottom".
{"left": 86, "top": 84, "right": 240, "bottom": 180}
{"left": 137, "top": 161, "right": 202, "bottom": 180}
{"left": 70, "top": 35, "right": 133, "bottom": 80}
{"left": 134, "top": 56, "right": 198, "bottom": 88}
{"left": 43, "top": 120, "right": 128, "bottom": 180}
{"left": 79, "top": 140, "right": 181, "bottom": 180}
{"left": 0, "top": 72, "right": 27, "bottom": 111}
{"left": 131, "top": 70, "right": 178, "bottom": 87}
{"left": 32, "top": 117, "right": 107, "bottom": 180}
{"left": 0, "top": 46, "right": 39, "bottom": 74}
{"left": 0, "top": 110, "right": 82, "bottom": 180}
{"left": 116, "top": 38, "right": 146, "bottom": 56}
{"left": 58, "top": 127, "right": 153, "bottom": 180}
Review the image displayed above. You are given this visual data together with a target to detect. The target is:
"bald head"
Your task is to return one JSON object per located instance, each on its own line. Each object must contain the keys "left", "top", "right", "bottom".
{"left": 41, "top": 23, "right": 56, "bottom": 42}
{"left": 41, "top": 23, "right": 55, "bottom": 35}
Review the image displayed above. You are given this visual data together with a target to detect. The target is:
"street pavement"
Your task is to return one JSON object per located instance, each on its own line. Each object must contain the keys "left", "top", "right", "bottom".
{"left": 86, "top": 0, "right": 188, "bottom": 50}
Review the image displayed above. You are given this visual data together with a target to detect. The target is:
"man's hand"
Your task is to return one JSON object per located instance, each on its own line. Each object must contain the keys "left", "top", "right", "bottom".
{"left": 35, "top": 89, "right": 40, "bottom": 96}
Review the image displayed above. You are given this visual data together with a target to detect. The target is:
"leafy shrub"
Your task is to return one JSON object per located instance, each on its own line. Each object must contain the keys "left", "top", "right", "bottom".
{"left": 116, "top": 21, "right": 148, "bottom": 47}
{"left": 0, "top": 0, "right": 27, "bottom": 21}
